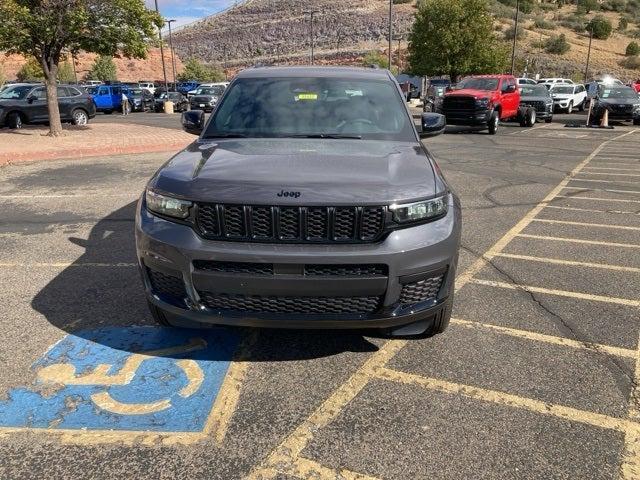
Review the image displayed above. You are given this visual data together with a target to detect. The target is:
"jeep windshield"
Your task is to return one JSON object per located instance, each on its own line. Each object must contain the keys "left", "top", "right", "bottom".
{"left": 599, "top": 87, "right": 638, "bottom": 99}
{"left": 551, "top": 86, "right": 574, "bottom": 94}
{"left": 203, "top": 77, "right": 415, "bottom": 141}
{"left": 521, "top": 85, "right": 549, "bottom": 96}
{"left": 196, "top": 86, "right": 225, "bottom": 96}
{"left": 456, "top": 78, "right": 499, "bottom": 91}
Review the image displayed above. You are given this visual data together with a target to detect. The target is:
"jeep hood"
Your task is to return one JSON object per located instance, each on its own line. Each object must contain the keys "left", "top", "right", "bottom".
{"left": 150, "top": 139, "right": 438, "bottom": 205}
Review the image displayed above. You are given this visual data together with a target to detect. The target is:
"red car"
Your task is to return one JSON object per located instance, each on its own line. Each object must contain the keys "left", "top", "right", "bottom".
{"left": 441, "top": 74, "right": 534, "bottom": 134}
{"left": 632, "top": 80, "right": 640, "bottom": 93}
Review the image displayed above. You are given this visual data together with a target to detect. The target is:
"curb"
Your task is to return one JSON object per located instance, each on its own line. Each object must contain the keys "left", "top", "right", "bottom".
{"left": 0, "top": 141, "right": 192, "bottom": 166}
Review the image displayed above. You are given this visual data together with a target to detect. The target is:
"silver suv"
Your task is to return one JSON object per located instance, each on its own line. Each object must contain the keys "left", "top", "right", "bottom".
{"left": 135, "top": 67, "right": 461, "bottom": 337}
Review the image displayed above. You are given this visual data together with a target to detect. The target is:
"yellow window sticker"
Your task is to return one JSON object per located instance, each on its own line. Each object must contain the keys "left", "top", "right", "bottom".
{"left": 296, "top": 92, "right": 318, "bottom": 101}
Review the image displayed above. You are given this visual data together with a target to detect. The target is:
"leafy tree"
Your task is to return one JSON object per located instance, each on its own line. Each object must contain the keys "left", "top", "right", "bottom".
{"left": 360, "top": 51, "right": 399, "bottom": 74}
{"left": 0, "top": 0, "right": 162, "bottom": 136}
{"left": 0, "top": 64, "right": 6, "bottom": 86}
{"left": 17, "top": 58, "right": 44, "bottom": 81}
{"left": 88, "top": 55, "right": 117, "bottom": 81}
{"left": 57, "top": 61, "right": 76, "bottom": 83}
{"left": 544, "top": 33, "right": 571, "bottom": 54}
{"left": 587, "top": 15, "right": 613, "bottom": 39}
{"left": 408, "top": 0, "right": 509, "bottom": 82}
{"left": 177, "top": 58, "right": 225, "bottom": 82}
{"left": 626, "top": 41, "right": 640, "bottom": 56}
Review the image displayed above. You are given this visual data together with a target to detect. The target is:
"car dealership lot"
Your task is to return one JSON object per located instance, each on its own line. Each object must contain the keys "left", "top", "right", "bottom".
{"left": 0, "top": 122, "right": 638, "bottom": 479}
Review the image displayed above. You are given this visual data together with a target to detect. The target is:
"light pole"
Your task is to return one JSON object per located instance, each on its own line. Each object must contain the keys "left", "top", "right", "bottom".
{"left": 167, "top": 19, "right": 177, "bottom": 90}
{"left": 388, "top": 0, "right": 393, "bottom": 70}
{"left": 153, "top": 0, "right": 169, "bottom": 95}
{"left": 584, "top": 26, "right": 593, "bottom": 82}
{"left": 304, "top": 10, "right": 320, "bottom": 65}
{"left": 510, "top": 0, "right": 520, "bottom": 75}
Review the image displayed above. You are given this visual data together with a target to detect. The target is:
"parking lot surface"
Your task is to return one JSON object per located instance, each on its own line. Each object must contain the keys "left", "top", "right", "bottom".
{"left": 0, "top": 121, "right": 638, "bottom": 479}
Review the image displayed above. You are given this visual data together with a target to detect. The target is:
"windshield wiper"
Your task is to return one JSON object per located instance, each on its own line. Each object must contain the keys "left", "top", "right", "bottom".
{"left": 289, "top": 134, "right": 363, "bottom": 139}
{"left": 201, "top": 133, "right": 248, "bottom": 139}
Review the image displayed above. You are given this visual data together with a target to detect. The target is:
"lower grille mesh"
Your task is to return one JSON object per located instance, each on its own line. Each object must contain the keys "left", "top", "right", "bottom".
{"left": 198, "top": 292, "right": 381, "bottom": 314}
{"left": 147, "top": 268, "right": 187, "bottom": 301}
{"left": 399, "top": 275, "right": 444, "bottom": 305}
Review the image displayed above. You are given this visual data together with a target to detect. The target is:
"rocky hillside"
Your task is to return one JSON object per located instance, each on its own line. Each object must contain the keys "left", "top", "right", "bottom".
{"left": 173, "top": 0, "right": 416, "bottom": 66}
{"left": 1, "top": 49, "right": 183, "bottom": 83}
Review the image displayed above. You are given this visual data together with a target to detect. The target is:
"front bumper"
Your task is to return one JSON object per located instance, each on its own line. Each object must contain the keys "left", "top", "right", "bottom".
{"left": 442, "top": 107, "right": 491, "bottom": 126}
{"left": 135, "top": 194, "right": 462, "bottom": 330}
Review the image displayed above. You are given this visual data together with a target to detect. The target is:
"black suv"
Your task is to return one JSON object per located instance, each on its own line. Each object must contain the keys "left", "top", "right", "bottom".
{"left": 590, "top": 85, "right": 640, "bottom": 125}
{"left": 0, "top": 83, "right": 96, "bottom": 129}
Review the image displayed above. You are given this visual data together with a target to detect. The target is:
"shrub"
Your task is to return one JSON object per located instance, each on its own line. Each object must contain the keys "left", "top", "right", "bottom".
{"left": 601, "top": 0, "right": 627, "bottom": 11}
{"left": 626, "top": 41, "right": 640, "bottom": 55}
{"left": 545, "top": 33, "right": 571, "bottom": 54}
{"left": 587, "top": 16, "right": 613, "bottom": 39}
{"left": 619, "top": 55, "right": 640, "bottom": 69}
{"left": 576, "top": 0, "right": 599, "bottom": 14}
{"left": 504, "top": 24, "right": 527, "bottom": 39}
{"left": 533, "top": 15, "right": 554, "bottom": 29}
{"left": 559, "top": 13, "right": 587, "bottom": 32}
{"left": 619, "top": 16, "right": 629, "bottom": 30}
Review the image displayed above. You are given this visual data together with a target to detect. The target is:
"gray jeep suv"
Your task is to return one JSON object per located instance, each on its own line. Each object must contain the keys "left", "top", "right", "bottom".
{"left": 135, "top": 67, "right": 461, "bottom": 337}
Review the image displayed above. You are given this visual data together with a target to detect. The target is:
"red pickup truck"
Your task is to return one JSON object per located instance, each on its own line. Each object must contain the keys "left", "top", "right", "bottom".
{"left": 441, "top": 74, "right": 535, "bottom": 134}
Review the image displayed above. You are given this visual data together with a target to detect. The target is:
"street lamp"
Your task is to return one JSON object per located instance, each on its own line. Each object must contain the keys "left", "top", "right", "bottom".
{"left": 584, "top": 26, "right": 593, "bottom": 82}
{"left": 153, "top": 0, "right": 169, "bottom": 96}
{"left": 388, "top": 0, "right": 393, "bottom": 70}
{"left": 510, "top": 0, "right": 520, "bottom": 75}
{"left": 167, "top": 19, "right": 178, "bottom": 90}
{"left": 304, "top": 10, "right": 320, "bottom": 65}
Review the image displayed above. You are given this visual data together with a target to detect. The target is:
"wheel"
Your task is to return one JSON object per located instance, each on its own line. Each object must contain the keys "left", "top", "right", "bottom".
{"left": 146, "top": 300, "right": 172, "bottom": 326}
{"left": 488, "top": 110, "right": 499, "bottom": 135}
{"left": 545, "top": 115, "right": 553, "bottom": 123}
{"left": 7, "top": 112, "right": 23, "bottom": 129}
{"left": 578, "top": 100, "right": 585, "bottom": 112}
{"left": 525, "top": 108, "right": 536, "bottom": 127}
{"left": 634, "top": 118, "right": 640, "bottom": 126}
{"left": 567, "top": 102, "right": 573, "bottom": 114}
{"left": 71, "top": 109, "right": 89, "bottom": 126}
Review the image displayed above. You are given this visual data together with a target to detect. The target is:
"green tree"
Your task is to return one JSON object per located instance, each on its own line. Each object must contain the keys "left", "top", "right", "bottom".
{"left": 57, "top": 61, "right": 76, "bottom": 83}
{"left": 16, "top": 57, "right": 44, "bottom": 81}
{"left": 577, "top": 0, "right": 599, "bottom": 14}
{"left": 177, "top": 58, "right": 225, "bottom": 82}
{"left": 544, "top": 33, "right": 571, "bottom": 54}
{"left": 0, "top": 0, "right": 162, "bottom": 136}
{"left": 88, "top": 55, "right": 118, "bottom": 81}
{"left": 587, "top": 15, "right": 614, "bottom": 39}
{"left": 626, "top": 41, "right": 640, "bottom": 56}
{"left": 408, "top": 0, "right": 509, "bottom": 82}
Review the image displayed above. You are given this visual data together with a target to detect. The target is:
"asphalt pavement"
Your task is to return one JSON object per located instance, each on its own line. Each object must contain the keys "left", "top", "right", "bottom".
{"left": 0, "top": 120, "right": 639, "bottom": 479}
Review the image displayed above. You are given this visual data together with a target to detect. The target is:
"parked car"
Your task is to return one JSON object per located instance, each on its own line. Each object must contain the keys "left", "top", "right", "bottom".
{"left": 138, "top": 81, "right": 156, "bottom": 95}
{"left": 423, "top": 78, "right": 450, "bottom": 113}
{"left": 538, "top": 78, "right": 575, "bottom": 89}
{"left": 0, "top": 83, "right": 96, "bottom": 129}
{"left": 126, "top": 87, "right": 154, "bottom": 112}
{"left": 155, "top": 92, "right": 189, "bottom": 112}
{"left": 89, "top": 84, "right": 128, "bottom": 114}
{"left": 399, "top": 81, "right": 419, "bottom": 101}
{"left": 441, "top": 74, "right": 535, "bottom": 134}
{"left": 136, "top": 66, "right": 460, "bottom": 338}
{"left": 187, "top": 82, "right": 229, "bottom": 98}
{"left": 519, "top": 84, "right": 554, "bottom": 123}
{"left": 189, "top": 85, "right": 226, "bottom": 112}
{"left": 633, "top": 80, "right": 640, "bottom": 93}
{"left": 517, "top": 77, "right": 538, "bottom": 87}
{"left": 590, "top": 85, "right": 640, "bottom": 125}
{"left": 549, "top": 83, "right": 587, "bottom": 113}
{"left": 177, "top": 81, "right": 200, "bottom": 95}
{"left": 83, "top": 80, "right": 102, "bottom": 87}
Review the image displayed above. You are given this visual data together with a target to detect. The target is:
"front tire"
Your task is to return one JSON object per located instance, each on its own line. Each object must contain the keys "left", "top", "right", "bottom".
{"left": 7, "top": 112, "right": 23, "bottom": 129}
{"left": 488, "top": 110, "right": 499, "bottom": 135}
{"left": 567, "top": 101, "right": 573, "bottom": 114}
{"left": 147, "top": 300, "right": 172, "bottom": 326}
{"left": 71, "top": 109, "right": 89, "bottom": 126}
{"left": 578, "top": 100, "right": 585, "bottom": 112}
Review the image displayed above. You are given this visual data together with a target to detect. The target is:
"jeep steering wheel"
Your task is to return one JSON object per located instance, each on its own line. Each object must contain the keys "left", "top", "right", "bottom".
{"left": 337, "top": 118, "right": 375, "bottom": 132}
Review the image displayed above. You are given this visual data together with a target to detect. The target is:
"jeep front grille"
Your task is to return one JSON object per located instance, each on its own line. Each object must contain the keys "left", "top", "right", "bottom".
{"left": 195, "top": 204, "right": 387, "bottom": 244}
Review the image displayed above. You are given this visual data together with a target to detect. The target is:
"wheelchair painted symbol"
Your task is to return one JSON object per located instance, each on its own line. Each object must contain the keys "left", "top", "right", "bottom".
{"left": 0, "top": 327, "right": 243, "bottom": 439}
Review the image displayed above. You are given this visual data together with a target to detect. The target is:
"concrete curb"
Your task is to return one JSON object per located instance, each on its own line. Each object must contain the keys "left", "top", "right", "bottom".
{"left": 0, "top": 141, "right": 192, "bottom": 166}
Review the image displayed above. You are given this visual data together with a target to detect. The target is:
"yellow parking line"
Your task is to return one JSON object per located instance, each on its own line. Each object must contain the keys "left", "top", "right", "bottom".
{"left": 279, "top": 457, "right": 381, "bottom": 480}
{"left": 544, "top": 205, "right": 640, "bottom": 215}
{"left": 494, "top": 252, "right": 640, "bottom": 273}
{"left": 470, "top": 278, "right": 640, "bottom": 307}
{"left": 517, "top": 233, "right": 640, "bottom": 249}
{"left": 563, "top": 186, "right": 640, "bottom": 194}
{"left": 451, "top": 318, "right": 636, "bottom": 358}
{"left": 375, "top": 368, "right": 636, "bottom": 434}
{"left": 555, "top": 195, "right": 640, "bottom": 204}
{"left": 532, "top": 218, "right": 640, "bottom": 231}
{"left": 570, "top": 178, "right": 640, "bottom": 185}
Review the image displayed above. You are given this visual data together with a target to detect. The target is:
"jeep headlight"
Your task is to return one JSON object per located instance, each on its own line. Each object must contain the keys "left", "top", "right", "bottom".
{"left": 476, "top": 97, "right": 490, "bottom": 108}
{"left": 390, "top": 195, "right": 448, "bottom": 223}
{"left": 146, "top": 189, "right": 192, "bottom": 219}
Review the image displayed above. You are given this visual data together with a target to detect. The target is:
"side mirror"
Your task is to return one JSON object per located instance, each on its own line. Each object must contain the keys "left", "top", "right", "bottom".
{"left": 506, "top": 85, "right": 517, "bottom": 93}
{"left": 182, "top": 110, "right": 205, "bottom": 135}
{"left": 419, "top": 113, "right": 446, "bottom": 138}
{"left": 27, "top": 95, "right": 36, "bottom": 104}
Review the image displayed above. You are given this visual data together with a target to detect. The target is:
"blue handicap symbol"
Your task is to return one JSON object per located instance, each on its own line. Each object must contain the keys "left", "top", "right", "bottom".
{"left": 0, "top": 326, "right": 241, "bottom": 432}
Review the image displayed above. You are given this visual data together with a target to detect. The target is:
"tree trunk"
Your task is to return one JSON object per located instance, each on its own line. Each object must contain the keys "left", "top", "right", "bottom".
{"left": 44, "top": 71, "right": 63, "bottom": 137}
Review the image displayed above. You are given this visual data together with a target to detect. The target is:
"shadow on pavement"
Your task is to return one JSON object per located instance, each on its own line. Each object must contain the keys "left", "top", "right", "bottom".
{"left": 31, "top": 201, "right": 379, "bottom": 362}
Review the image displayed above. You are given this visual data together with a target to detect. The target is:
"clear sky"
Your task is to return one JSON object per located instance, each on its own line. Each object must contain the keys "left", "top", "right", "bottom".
{"left": 145, "top": 0, "right": 234, "bottom": 31}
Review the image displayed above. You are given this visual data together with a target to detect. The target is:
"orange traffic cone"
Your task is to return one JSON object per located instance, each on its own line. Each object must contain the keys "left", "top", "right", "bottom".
{"left": 600, "top": 109, "right": 609, "bottom": 128}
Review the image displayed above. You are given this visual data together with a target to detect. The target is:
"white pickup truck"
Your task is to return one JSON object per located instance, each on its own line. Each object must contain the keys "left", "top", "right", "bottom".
{"left": 549, "top": 84, "right": 587, "bottom": 113}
